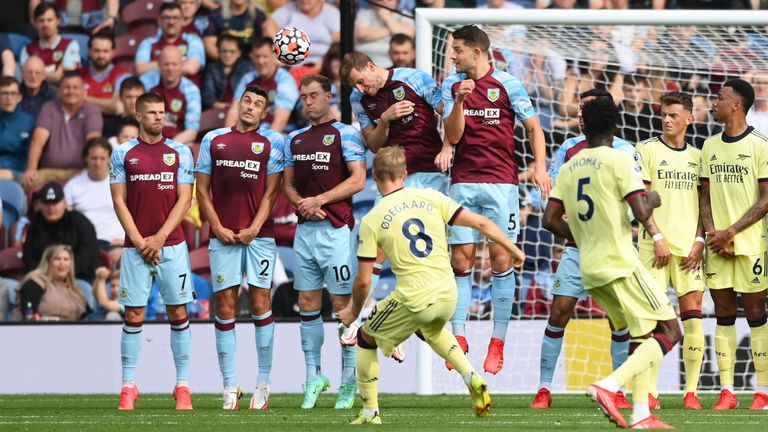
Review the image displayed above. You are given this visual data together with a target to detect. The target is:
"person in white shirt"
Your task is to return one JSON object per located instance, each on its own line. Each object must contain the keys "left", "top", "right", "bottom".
{"left": 747, "top": 72, "right": 768, "bottom": 134}
{"left": 63, "top": 137, "right": 125, "bottom": 263}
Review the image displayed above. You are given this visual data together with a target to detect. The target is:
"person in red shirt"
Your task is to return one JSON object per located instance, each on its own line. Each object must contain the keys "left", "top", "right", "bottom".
{"left": 80, "top": 31, "right": 131, "bottom": 117}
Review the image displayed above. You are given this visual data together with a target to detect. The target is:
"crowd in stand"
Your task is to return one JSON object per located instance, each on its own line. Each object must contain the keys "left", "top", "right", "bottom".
{"left": 0, "top": 0, "right": 763, "bottom": 322}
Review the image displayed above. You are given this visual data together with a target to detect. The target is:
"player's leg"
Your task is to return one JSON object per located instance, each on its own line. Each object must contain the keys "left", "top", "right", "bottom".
{"left": 155, "top": 244, "right": 195, "bottom": 410}
{"left": 245, "top": 238, "right": 278, "bottom": 409}
{"left": 706, "top": 250, "right": 739, "bottom": 409}
{"left": 352, "top": 328, "right": 382, "bottom": 424}
{"left": 742, "top": 289, "right": 768, "bottom": 410}
{"left": 331, "top": 294, "right": 357, "bottom": 409}
{"left": 209, "top": 239, "right": 245, "bottom": 409}
{"left": 638, "top": 247, "right": 670, "bottom": 409}
{"left": 117, "top": 247, "right": 152, "bottom": 410}
{"left": 672, "top": 256, "right": 705, "bottom": 410}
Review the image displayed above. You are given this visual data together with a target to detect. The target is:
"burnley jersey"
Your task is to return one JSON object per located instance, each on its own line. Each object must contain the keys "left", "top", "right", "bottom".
{"left": 442, "top": 67, "right": 537, "bottom": 185}
{"left": 80, "top": 64, "right": 131, "bottom": 99}
{"left": 110, "top": 137, "right": 194, "bottom": 248}
{"left": 196, "top": 127, "right": 285, "bottom": 237}
{"left": 351, "top": 68, "right": 443, "bottom": 174}
{"left": 285, "top": 120, "right": 366, "bottom": 229}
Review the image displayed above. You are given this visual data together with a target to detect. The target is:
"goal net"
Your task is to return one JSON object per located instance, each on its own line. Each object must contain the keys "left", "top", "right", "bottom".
{"left": 414, "top": 8, "right": 768, "bottom": 394}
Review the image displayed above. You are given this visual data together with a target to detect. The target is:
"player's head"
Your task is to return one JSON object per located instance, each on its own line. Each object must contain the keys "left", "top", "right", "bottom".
{"left": 159, "top": 46, "right": 183, "bottom": 86}
{"left": 159, "top": 1, "right": 183, "bottom": 38}
{"left": 578, "top": 88, "right": 613, "bottom": 131}
{"left": 713, "top": 79, "right": 755, "bottom": 122}
{"left": 135, "top": 92, "right": 166, "bottom": 136}
{"left": 88, "top": 30, "right": 116, "bottom": 71}
{"left": 238, "top": 85, "right": 269, "bottom": 128}
{"left": 581, "top": 97, "right": 619, "bottom": 146}
{"left": 450, "top": 25, "right": 490, "bottom": 73}
{"left": 659, "top": 91, "right": 693, "bottom": 139}
{"left": 299, "top": 74, "right": 333, "bottom": 122}
{"left": 340, "top": 51, "right": 382, "bottom": 96}
{"left": 372, "top": 146, "right": 407, "bottom": 184}
{"left": 250, "top": 36, "right": 277, "bottom": 75}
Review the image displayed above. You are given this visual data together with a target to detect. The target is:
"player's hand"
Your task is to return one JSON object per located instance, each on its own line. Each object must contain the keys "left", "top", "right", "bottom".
{"left": 22, "top": 168, "right": 38, "bottom": 189}
{"left": 455, "top": 79, "right": 475, "bottom": 103}
{"left": 434, "top": 145, "right": 453, "bottom": 172}
{"left": 140, "top": 234, "right": 165, "bottom": 265}
{"left": 508, "top": 245, "right": 526, "bottom": 268}
{"left": 212, "top": 224, "right": 237, "bottom": 244}
{"left": 707, "top": 228, "right": 735, "bottom": 257}
{"left": 338, "top": 305, "right": 357, "bottom": 327}
{"left": 531, "top": 166, "right": 552, "bottom": 201}
{"left": 381, "top": 101, "right": 415, "bottom": 123}
{"left": 297, "top": 196, "right": 325, "bottom": 220}
{"left": 94, "top": 266, "right": 110, "bottom": 280}
{"left": 236, "top": 226, "right": 259, "bottom": 245}
{"left": 306, "top": 209, "right": 327, "bottom": 220}
{"left": 646, "top": 191, "right": 662, "bottom": 209}
{"left": 680, "top": 241, "right": 704, "bottom": 273}
{"left": 652, "top": 238, "right": 671, "bottom": 269}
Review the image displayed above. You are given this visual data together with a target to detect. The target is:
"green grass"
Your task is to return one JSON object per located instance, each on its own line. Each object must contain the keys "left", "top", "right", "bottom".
{"left": 0, "top": 393, "right": 765, "bottom": 431}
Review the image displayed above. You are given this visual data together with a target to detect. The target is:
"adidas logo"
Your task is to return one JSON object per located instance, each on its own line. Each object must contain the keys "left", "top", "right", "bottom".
{"left": 660, "top": 160, "right": 668, "bottom": 166}
{"left": 711, "top": 154, "right": 718, "bottom": 161}
{"left": 695, "top": 274, "right": 702, "bottom": 280}
{"left": 752, "top": 277, "right": 760, "bottom": 284}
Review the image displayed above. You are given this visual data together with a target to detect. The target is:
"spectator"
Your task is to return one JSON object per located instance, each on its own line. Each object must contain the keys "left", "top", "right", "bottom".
{"left": 317, "top": 41, "right": 341, "bottom": 120}
{"left": 688, "top": 90, "right": 715, "bottom": 149}
{"left": 748, "top": 71, "right": 768, "bottom": 134}
{"left": 55, "top": 0, "right": 120, "bottom": 33}
{"left": 354, "top": 0, "right": 414, "bottom": 67}
{"left": 102, "top": 76, "right": 145, "bottom": 138}
{"left": 135, "top": 1, "right": 206, "bottom": 82}
{"left": 388, "top": 33, "right": 415, "bottom": 69}
{"left": 23, "top": 71, "right": 103, "bottom": 189}
{"left": 20, "top": 2, "right": 81, "bottom": 84}
{"left": 20, "top": 55, "right": 57, "bottom": 118}
{"left": 14, "top": 244, "right": 89, "bottom": 321}
{"left": 81, "top": 31, "right": 131, "bottom": 116}
{"left": 202, "top": 34, "right": 252, "bottom": 109}
{"left": 92, "top": 267, "right": 123, "bottom": 321}
{"left": 618, "top": 74, "right": 660, "bottom": 143}
{"left": 0, "top": 76, "right": 35, "bottom": 182}
{"left": 225, "top": 36, "right": 298, "bottom": 132}
{"left": 178, "top": 0, "right": 210, "bottom": 35}
{"left": 22, "top": 181, "right": 103, "bottom": 282}
{"left": 108, "top": 118, "right": 140, "bottom": 148}
{"left": 0, "top": 33, "right": 16, "bottom": 77}
{"left": 203, "top": 0, "right": 267, "bottom": 60}
{"left": 264, "top": 0, "right": 340, "bottom": 67}
{"left": 140, "top": 45, "right": 202, "bottom": 144}
{"left": 63, "top": 137, "right": 125, "bottom": 263}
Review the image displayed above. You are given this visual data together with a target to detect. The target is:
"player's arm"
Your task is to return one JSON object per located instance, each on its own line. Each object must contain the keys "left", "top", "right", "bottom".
{"left": 680, "top": 204, "right": 706, "bottom": 273}
{"left": 237, "top": 172, "right": 282, "bottom": 244}
{"left": 142, "top": 183, "right": 193, "bottom": 261}
{"left": 542, "top": 199, "right": 574, "bottom": 241}
{"left": 452, "top": 208, "right": 525, "bottom": 267}
{"left": 626, "top": 190, "right": 661, "bottom": 225}
{"left": 521, "top": 115, "right": 552, "bottom": 198}
{"left": 359, "top": 101, "right": 415, "bottom": 153}
{"left": 339, "top": 258, "right": 373, "bottom": 326}
{"left": 110, "top": 183, "right": 148, "bottom": 254}
{"left": 297, "top": 160, "right": 365, "bottom": 218}
{"left": 708, "top": 182, "right": 768, "bottom": 255}
{"left": 282, "top": 166, "right": 323, "bottom": 220}
{"left": 195, "top": 172, "right": 236, "bottom": 244}
{"left": 443, "top": 79, "right": 472, "bottom": 145}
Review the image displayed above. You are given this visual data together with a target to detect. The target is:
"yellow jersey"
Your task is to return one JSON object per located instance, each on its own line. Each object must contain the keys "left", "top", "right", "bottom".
{"left": 357, "top": 187, "right": 462, "bottom": 312}
{"left": 549, "top": 146, "right": 646, "bottom": 289}
{"left": 636, "top": 136, "right": 701, "bottom": 256}
{"left": 700, "top": 127, "right": 768, "bottom": 256}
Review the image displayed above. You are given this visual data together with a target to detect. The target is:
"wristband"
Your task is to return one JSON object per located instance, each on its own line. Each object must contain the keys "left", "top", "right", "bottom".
{"left": 695, "top": 236, "right": 706, "bottom": 244}
{"left": 652, "top": 233, "right": 664, "bottom": 242}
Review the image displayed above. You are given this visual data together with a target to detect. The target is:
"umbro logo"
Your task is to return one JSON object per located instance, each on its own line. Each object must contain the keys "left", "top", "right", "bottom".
{"left": 293, "top": 139, "right": 302, "bottom": 145}
{"left": 711, "top": 154, "right": 718, "bottom": 161}
{"left": 660, "top": 160, "right": 668, "bottom": 166}
{"left": 367, "top": 103, "right": 377, "bottom": 110}
{"left": 129, "top": 158, "right": 139, "bottom": 165}
{"left": 752, "top": 277, "right": 761, "bottom": 284}
{"left": 737, "top": 154, "right": 751, "bottom": 160}
{"left": 216, "top": 143, "right": 226, "bottom": 149}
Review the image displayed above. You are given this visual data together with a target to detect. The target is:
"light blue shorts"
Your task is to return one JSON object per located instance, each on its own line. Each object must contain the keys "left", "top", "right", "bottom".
{"left": 448, "top": 183, "right": 519, "bottom": 245}
{"left": 293, "top": 220, "right": 353, "bottom": 295}
{"left": 375, "top": 172, "right": 449, "bottom": 203}
{"left": 209, "top": 237, "right": 276, "bottom": 292}
{"left": 551, "top": 247, "right": 587, "bottom": 301}
{"left": 119, "top": 243, "right": 193, "bottom": 307}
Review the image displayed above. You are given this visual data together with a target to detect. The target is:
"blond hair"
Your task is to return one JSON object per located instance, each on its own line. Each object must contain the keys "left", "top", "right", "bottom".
{"left": 24, "top": 245, "right": 80, "bottom": 297}
{"left": 373, "top": 146, "right": 407, "bottom": 182}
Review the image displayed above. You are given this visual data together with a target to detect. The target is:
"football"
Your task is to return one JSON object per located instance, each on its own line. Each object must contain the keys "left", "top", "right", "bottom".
{"left": 272, "top": 27, "right": 311, "bottom": 65}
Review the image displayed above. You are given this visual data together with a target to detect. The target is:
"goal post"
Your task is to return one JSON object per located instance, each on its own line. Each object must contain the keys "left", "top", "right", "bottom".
{"left": 413, "top": 8, "right": 768, "bottom": 395}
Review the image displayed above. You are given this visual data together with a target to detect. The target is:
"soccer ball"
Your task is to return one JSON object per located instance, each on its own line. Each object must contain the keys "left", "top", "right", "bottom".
{"left": 272, "top": 27, "right": 311, "bottom": 66}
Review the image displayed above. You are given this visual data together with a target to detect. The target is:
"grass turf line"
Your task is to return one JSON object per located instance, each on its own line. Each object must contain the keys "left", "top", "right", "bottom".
{"left": 0, "top": 394, "right": 765, "bottom": 431}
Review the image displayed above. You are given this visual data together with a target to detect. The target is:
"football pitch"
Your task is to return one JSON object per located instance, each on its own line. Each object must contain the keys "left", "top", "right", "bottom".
{"left": 0, "top": 393, "right": 765, "bottom": 431}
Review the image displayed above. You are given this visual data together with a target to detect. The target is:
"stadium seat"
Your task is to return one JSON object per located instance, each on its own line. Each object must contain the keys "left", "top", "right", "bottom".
{"left": 0, "top": 246, "right": 25, "bottom": 280}
{"left": 275, "top": 245, "right": 294, "bottom": 277}
{"left": 188, "top": 247, "right": 210, "bottom": 279}
{"left": 61, "top": 33, "right": 90, "bottom": 66}
{"left": 0, "top": 180, "right": 27, "bottom": 247}
{"left": 121, "top": 0, "right": 163, "bottom": 29}
{"left": 197, "top": 108, "right": 227, "bottom": 141}
{"left": 114, "top": 34, "right": 142, "bottom": 65}
{"left": 352, "top": 200, "right": 374, "bottom": 226}
{"left": 6, "top": 33, "right": 31, "bottom": 60}
{"left": 128, "top": 23, "right": 159, "bottom": 40}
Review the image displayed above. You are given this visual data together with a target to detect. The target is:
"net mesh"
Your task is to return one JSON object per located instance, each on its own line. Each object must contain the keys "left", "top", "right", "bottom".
{"left": 424, "top": 21, "right": 767, "bottom": 394}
